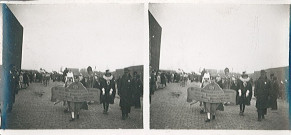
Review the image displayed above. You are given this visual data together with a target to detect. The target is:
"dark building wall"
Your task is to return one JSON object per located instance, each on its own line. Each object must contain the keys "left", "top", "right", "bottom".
{"left": 149, "top": 11, "right": 162, "bottom": 72}
{"left": 251, "top": 66, "right": 289, "bottom": 82}
{"left": 2, "top": 4, "right": 23, "bottom": 72}
{"left": 114, "top": 65, "right": 144, "bottom": 81}
{"left": 1, "top": 4, "right": 23, "bottom": 129}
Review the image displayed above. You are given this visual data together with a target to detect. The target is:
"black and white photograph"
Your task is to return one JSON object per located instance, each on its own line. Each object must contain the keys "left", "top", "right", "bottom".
{"left": 0, "top": 0, "right": 290, "bottom": 135}
{"left": 149, "top": 4, "right": 290, "bottom": 129}
{"left": 0, "top": 3, "right": 144, "bottom": 129}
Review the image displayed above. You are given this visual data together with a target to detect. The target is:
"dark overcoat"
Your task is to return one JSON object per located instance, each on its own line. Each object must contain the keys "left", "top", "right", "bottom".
{"left": 269, "top": 80, "right": 279, "bottom": 109}
{"left": 118, "top": 74, "right": 133, "bottom": 108}
{"left": 255, "top": 77, "right": 271, "bottom": 109}
{"left": 132, "top": 76, "right": 143, "bottom": 107}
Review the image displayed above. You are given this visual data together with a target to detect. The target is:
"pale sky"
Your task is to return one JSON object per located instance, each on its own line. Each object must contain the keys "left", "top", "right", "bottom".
{"left": 149, "top": 4, "right": 289, "bottom": 73}
{"left": 7, "top": 4, "right": 144, "bottom": 72}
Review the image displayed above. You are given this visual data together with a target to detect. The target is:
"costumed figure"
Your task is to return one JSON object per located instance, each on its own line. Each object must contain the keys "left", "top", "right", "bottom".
{"left": 100, "top": 70, "right": 116, "bottom": 114}
{"left": 67, "top": 77, "right": 88, "bottom": 121}
{"left": 199, "top": 72, "right": 211, "bottom": 114}
{"left": 237, "top": 72, "right": 252, "bottom": 116}
{"left": 63, "top": 70, "right": 74, "bottom": 113}
{"left": 201, "top": 73, "right": 221, "bottom": 122}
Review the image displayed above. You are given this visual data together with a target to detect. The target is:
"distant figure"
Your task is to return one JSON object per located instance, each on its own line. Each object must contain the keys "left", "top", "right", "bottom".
{"left": 62, "top": 68, "right": 68, "bottom": 83}
{"left": 160, "top": 72, "right": 167, "bottom": 88}
{"left": 156, "top": 73, "right": 161, "bottom": 89}
{"left": 23, "top": 72, "right": 30, "bottom": 88}
{"left": 269, "top": 74, "right": 279, "bottom": 110}
{"left": 132, "top": 72, "right": 143, "bottom": 108}
{"left": 254, "top": 70, "right": 271, "bottom": 121}
{"left": 19, "top": 73, "right": 23, "bottom": 89}
{"left": 150, "top": 70, "right": 156, "bottom": 104}
{"left": 65, "top": 70, "right": 74, "bottom": 87}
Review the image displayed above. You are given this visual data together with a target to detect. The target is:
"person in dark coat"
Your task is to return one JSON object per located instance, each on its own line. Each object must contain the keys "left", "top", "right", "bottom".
{"left": 132, "top": 72, "right": 143, "bottom": 108}
{"left": 118, "top": 68, "right": 133, "bottom": 120}
{"left": 62, "top": 68, "right": 68, "bottom": 83}
{"left": 100, "top": 70, "right": 116, "bottom": 114}
{"left": 6, "top": 65, "right": 18, "bottom": 112}
{"left": 237, "top": 72, "right": 252, "bottom": 116}
{"left": 23, "top": 72, "right": 29, "bottom": 88}
{"left": 217, "top": 67, "right": 231, "bottom": 109}
{"left": 254, "top": 70, "right": 271, "bottom": 121}
{"left": 269, "top": 75, "right": 279, "bottom": 110}
{"left": 150, "top": 70, "right": 156, "bottom": 104}
{"left": 160, "top": 72, "right": 167, "bottom": 88}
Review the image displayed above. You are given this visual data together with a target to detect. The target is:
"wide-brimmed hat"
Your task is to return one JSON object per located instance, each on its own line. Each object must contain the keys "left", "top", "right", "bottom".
{"left": 105, "top": 69, "right": 111, "bottom": 76}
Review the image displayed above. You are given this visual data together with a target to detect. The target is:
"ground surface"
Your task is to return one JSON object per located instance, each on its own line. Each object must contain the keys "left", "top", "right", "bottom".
{"left": 150, "top": 82, "right": 289, "bottom": 130}
{"left": 6, "top": 81, "right": 143, "bottom": 129}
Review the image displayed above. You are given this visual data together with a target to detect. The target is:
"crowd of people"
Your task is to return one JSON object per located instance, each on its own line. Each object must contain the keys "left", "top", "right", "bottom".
{"left": 2, "top": 65, "right": 63, "bottom": 114}
{"left": 150, "top": 67, "right": 287, "bottom": 123}
{"left": 61, "top": 66, "right": 143, "bottom": 121}
{"left": 199, "top": 67, "right": 284, "bottom": 122}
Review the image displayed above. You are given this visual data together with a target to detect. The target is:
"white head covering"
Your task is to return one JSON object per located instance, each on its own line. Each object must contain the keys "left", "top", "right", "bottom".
{"left": 201, "top": 72, "right": 211, "bottom": 88}
{"left": 65, "top": 72, "right": 74, "bottom": 83}
{"left": 203, "top": 73, "right": 210, "bottom": 79}
{"left": 67, "top": 72, "right": 74, "bottom": 78}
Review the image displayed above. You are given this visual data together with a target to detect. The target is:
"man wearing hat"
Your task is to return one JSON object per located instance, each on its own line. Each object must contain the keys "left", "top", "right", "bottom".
{"left": 150, "top": 70, "right": 156, "bottom": 104}
{"left": 118, "top": 68, "right": 133, "bottom": 120}
{"left": 100, "top": 69, "right": 116, "bottom": 114}
{"left": 254, "top": 70, "right": 271, "bottom": 121}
